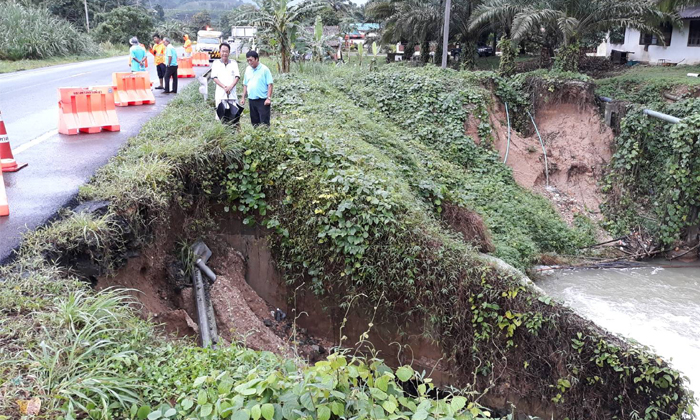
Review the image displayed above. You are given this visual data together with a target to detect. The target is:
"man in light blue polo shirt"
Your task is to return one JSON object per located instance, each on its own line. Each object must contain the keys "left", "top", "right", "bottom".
{"left": 241, "top": 50, "right": 273, "bottom": 126}
{"left": 163, "top": 37, "right": 178, "bottom": 94}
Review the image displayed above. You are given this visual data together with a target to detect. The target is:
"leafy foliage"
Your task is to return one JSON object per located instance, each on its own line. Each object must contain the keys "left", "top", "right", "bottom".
{"left": 237, "top": 0, "right": 325, "bottom": 73}
{"left": 92, "top": 6, "right": 155, "bottom": 46}
{"left": 603, "top": 99, "right": 700, "bottom": 245}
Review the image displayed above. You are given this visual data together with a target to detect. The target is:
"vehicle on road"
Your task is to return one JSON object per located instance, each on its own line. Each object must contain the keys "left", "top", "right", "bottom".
{"left": 196, "top": 29, "right": 223, "bottom": 61}
{"left": 477, "top": 45, "right": 494, "bottom": 57}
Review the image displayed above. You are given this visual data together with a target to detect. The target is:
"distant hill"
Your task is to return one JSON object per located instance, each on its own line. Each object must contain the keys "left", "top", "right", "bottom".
{"left": 161, "top": 0, "right": 245, "bottom": 22}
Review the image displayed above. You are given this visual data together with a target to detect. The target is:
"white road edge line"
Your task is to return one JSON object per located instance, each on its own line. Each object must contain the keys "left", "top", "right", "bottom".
{"left": 14, "top": 129, "right": 58, "bottom": 155}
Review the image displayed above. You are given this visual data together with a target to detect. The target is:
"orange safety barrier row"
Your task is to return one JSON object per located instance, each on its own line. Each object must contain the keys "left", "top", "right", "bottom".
{"left": 192, "top": 52, "right": 210, "bottom": 66}
{"left": 112, "top": 72, "right": 155, "bottom": 106}
{"left": 58, "top": 86, "right": 120, "bottom": 135}
{"left": 177, "top": 57, "right": 196, "bottom": 78}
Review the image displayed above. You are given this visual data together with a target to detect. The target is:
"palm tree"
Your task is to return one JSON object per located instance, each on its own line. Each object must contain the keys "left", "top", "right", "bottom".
{"left": 367, "top": 0, "right": 444, "bottom": 63}
{"left": 239, "top": 0, "right": 324, "bottom": 73}
{"left": 471, "top": 0, "right": 674, "bottom": 72}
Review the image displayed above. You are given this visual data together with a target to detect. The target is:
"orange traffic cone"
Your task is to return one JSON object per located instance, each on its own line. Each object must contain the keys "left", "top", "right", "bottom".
{"left": 0, "top": 169, "right": 8, "bottom": 217}
{"left": 0, "top": 111, "right": 27, "bottom": 172}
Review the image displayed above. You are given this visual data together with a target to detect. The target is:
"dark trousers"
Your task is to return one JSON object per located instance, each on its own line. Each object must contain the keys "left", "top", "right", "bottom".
{"left": 249, "top": 99, "right": 270, "bottom": 126}
{"left": 156, "top": 63, "right": 166, "bottom": 80}
{"left": 164, "top": 65, "right": 178, "bottom": 93}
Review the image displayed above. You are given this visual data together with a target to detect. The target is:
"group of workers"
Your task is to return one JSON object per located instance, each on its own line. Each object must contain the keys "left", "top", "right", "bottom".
{"left": 128, "top": 34, "right": 273, "bottom": 126}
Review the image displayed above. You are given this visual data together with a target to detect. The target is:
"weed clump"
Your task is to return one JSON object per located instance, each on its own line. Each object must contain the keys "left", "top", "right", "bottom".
{"left": 0, "top": 1, "right": 96, "bottom": 60}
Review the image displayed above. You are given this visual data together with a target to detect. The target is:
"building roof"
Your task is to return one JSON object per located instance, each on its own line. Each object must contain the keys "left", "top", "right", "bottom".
{"left": 303, "top": 25, "right": 340, "bottom": 37}
{"left": 354, "top": 23, "right": 379, "bottom": 32}
{"left": 679, "top": 6, "right": 700, "bottom": 19}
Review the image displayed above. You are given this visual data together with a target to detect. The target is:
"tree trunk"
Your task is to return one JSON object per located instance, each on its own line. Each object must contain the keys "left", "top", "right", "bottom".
{"left": 461, "top": 38, "right": 476, "bottom": 71}
{"left": 281, "top": 48, "right": 290, "bottom": 73}
{"left": 420, "top": 36, "right": 430, "bottom": 64}
{"left": 403, "top": 41, "right": 414, "bottom": 61}
{"left": 497, "top": 36, "right": 516, "bottom": 76}
{"left": 553, "top": 42, "right": 580, "bottom": 72}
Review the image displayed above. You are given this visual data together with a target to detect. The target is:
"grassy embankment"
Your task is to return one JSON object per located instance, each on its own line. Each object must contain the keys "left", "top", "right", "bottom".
{"left": 596, "top": 64, "right": 700, "bottom": 104}
{"left": 0, "top": 64, "right": 694, "bottom": 420}
{"left": 0, "top": 44, "right": 129, "bottom": 74}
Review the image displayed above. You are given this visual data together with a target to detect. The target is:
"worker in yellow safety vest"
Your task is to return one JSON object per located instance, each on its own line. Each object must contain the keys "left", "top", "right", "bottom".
{"left": 184, "top": 34, "right": 193, "bottom": 58}
{"left": 150, "top": 33, "right": 167, "bottom": 89}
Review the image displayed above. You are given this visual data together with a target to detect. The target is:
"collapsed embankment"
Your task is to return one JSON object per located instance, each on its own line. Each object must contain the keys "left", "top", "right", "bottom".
{"left": 486, "top": 75, "right": 614, "bottom": 228}
{"left": 0, "top": 65, "right": 694, "bottom": 420}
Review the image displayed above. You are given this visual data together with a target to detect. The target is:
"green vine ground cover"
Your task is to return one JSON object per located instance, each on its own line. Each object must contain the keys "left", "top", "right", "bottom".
{"left": 0, "top": 65, "right": 694, "bottom": 420}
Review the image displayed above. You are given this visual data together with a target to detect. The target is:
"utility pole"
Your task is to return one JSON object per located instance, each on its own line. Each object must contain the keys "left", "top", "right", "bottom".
{"left": 441, "top": 0, "right": 451, "bottom": 68}
{"left": 84, "top": 0, "right": 90, "bottom": 32}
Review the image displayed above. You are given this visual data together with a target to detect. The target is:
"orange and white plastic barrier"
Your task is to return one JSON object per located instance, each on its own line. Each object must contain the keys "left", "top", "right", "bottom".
{"left": 177, "top": 57, "right": 196, "bottom": 78}
{"left": 0, "top": 111, "right": 27, "bottom": 172}
{"left": 58, "top": 86, "right": 120, "bottom": 135}
{"left": 112, "top": 72, "right": 155, "bottom": 106}
{"left": 192, "top": 52, "right": 210, "bottom": 66}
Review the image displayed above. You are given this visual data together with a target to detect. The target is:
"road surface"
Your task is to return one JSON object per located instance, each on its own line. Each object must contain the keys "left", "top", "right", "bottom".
{"left": 0, "top": 53, "right": 209, "bottom": 263}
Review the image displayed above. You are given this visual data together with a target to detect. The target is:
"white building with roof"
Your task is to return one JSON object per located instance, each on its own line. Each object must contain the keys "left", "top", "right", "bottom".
{"left": 597, "top": 7, "right": 700, "bottom": 65}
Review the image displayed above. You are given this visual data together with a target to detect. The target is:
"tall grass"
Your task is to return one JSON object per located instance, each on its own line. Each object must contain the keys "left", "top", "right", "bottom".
{"left": 0, "top": 1, "right": 96, "bottom": 60}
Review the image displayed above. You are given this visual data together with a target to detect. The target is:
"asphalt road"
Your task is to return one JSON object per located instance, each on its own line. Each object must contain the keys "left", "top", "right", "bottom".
{"left": 0, "top": 53, "right": 208, "bottom": 263}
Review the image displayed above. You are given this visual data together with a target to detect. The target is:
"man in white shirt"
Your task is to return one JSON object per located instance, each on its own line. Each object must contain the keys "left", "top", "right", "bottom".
{"left": 211, "top": 43, "right": 240, "bottom": 112}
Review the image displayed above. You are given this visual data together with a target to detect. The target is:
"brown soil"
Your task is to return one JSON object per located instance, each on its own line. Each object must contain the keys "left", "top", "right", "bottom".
{"left": 96, "top": 231, "right": 331, "bottom": 361}
{"left": 485, "top": 98, "right": 613, "bottom": 232}
{"left": 442, "top": 202, "right": 495, "bottom": 252}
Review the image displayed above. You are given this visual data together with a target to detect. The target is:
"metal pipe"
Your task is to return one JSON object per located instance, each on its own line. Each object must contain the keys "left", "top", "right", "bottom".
{"left": 643, "top": 109, "right": 682, "bottom": 124}
{"left": 503, "top": 102, "right": 511, "bottom": 164}
{"left": 527, "top": 110, "right": 549, "bottom": 186}
{"left": 196, "top": 258, "right": 217, "bottom": 283}
{"left": 192, "top": 268, "right": 212, "bottom": 347}
{"left": 598, "top": 96, "right": 614, "bottom": 103}
{"left": 663, "top": 92, "right": 681, "bottom": 102}
{"left": 204, "top": 282, "right": 218, "bottom": 345}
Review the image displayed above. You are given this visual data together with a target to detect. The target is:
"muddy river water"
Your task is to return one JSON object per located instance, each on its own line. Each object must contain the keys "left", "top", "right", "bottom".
{"left": 536, "top": 262, "right": 700, "bottom": 405}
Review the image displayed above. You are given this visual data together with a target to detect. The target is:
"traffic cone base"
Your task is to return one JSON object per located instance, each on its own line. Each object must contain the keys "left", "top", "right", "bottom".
{"left": 0, "top": 111, "right": 27, "bottom": 173}
{"left": 1, "top": 159, "right": 27, "bottom": 172}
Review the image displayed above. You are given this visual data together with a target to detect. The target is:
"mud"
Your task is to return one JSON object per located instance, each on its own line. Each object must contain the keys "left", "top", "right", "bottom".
{"left": 483, "top": 97, "right": 613, "bottom": 231}
{"left": 96, "top": 227, "right": 331, "bottom": 361}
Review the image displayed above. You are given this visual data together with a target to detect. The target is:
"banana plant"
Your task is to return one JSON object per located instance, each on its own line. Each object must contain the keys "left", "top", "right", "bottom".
{"left": 357, "top": 41, "right": 364, "bottom": 66}
{"left": 370, "top": 41, "right": 379, "bottom": 71}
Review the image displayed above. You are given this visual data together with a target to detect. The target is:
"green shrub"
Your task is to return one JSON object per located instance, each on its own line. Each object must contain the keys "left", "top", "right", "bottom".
{"left": 0, "top": 1, "right": 95, "bottom": 60}
{"left": 92, "top": 6, "right": 155, "bottom": 47}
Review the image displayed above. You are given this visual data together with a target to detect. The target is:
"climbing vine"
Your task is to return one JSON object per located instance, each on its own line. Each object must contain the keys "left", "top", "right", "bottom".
{"left": 604, "top": 100, "right": 700, "bottom": 245}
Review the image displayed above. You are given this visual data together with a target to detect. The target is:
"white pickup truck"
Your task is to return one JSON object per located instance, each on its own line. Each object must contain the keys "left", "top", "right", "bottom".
{"left": 196, "top": 29, "right": 223, "bottom": 61}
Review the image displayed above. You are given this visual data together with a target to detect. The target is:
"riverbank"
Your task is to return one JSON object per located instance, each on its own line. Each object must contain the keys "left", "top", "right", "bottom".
{"left": 0, "top": 64, "right": 694, "bottom": 419}
{"left": 537, "top": 261, "right": 700, "bottom": 413}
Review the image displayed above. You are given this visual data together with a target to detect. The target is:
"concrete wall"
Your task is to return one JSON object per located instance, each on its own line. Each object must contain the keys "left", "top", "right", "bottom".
{"left": 598, "top": 22, "right": 700, "bottom": 65}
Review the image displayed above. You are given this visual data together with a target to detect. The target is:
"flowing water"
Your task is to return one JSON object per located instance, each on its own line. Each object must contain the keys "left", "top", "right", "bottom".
{"left": 536, "top": 262, "right": 700, "bottom": 406}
